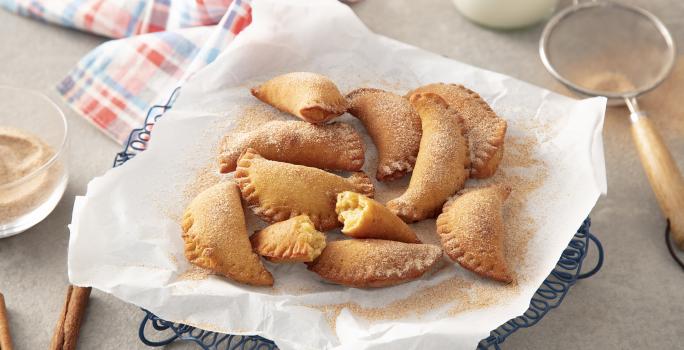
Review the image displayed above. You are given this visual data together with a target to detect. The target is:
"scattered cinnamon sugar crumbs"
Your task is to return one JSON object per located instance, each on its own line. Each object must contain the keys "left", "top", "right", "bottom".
{"left": 314, "top": 304, "right": 344, "bottom": 334}
{"left": 500, "top": 135, "right": 542, "bottom": 168}
{"left": 308, "top": 277, "right": 473, "bottom": 331}
{"left": 270, "top": 283, "right": 319, "bottom": 296}
{"left": 178, "top": 265, "right": 212, "bottom": 281}
{"left": 168, "top": 253, "right": 179, "bottom": 268}
{"left": 479, "top": 131, "right": 549, "bottom": 282}
{"left": 234, "top": 103, "right": 289, "bottom": 132}
{"left": 182, "top": 164, "right": 222, "bottom": 202}
{"left": 308, "top": 276, "right": 521, "bottom": 332}
{"left": 449, "top": 282, "right": 520, "bottom": 316}
{"left": 434, "top": 130, "right": 547, "bottom": 285}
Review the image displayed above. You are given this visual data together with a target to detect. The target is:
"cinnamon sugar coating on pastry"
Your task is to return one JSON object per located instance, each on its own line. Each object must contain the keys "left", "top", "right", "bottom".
{"left": 250, "top": 215, "right": 327, "bottom": 263}
{"left": 307, "top": 239, "right": 442, "bottom": 288}
{"left": 234, "top": 149, "right": 374, "bottom": 231}
{"left": 436, "top": 185, "right": 513, "bottom": 283}
{"left": 181, "top": 181, "right": 273, "bottom": 286}
{"left": 251, "top": 72, "right": 348, "bottom": 124}
{"left": 406, "top": 83, "right": 507, "bottom": 179}
{"left": 386, "top": 93, "right": 469, "bottom": 223}
{"left": 335, "top": 191, "right": 420, "bottom": 243}
{"left": 346, "top": 88, "right": 422, "bottom": 181}
{"left": 218, "top": 120, "right": 364, "bottom": 173}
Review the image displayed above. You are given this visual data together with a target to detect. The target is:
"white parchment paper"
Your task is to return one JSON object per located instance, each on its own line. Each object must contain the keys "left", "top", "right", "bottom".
{"left": 68, "top": 1, "right": 607, "bottom": 349}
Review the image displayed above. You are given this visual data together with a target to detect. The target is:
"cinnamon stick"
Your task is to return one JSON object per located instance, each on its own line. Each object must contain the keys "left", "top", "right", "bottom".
{"left": 0, "top": 293, "right": 13, "bottom": 350}
{"left": 49, "top": 286, "right": 91, "bottom": 350}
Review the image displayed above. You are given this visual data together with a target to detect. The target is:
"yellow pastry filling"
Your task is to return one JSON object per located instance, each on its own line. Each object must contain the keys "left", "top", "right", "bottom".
{"left": 335, "top": 191, "right": 368, "bottom": 233}
{"left": 296, "top": 219, "right": 327, "bottom": 261}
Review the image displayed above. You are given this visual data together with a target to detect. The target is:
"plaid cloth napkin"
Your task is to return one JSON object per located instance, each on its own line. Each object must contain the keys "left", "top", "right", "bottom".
{"left": 1, "top": 0, "right": 253, "bottom": 144}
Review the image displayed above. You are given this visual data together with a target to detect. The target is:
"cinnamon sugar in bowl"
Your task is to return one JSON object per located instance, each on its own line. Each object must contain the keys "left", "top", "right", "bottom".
{"left": 0, "top": 87, "right": 68, "bottom": 238}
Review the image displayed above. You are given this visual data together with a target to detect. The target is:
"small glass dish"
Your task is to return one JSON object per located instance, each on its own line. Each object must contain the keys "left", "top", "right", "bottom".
{"left": 0, "top": 87, "right": 68, "bottom": 238}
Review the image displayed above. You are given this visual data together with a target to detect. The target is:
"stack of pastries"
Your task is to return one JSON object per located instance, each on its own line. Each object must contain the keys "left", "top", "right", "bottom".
{"left": 181, "top": 72, "right": 513, "bottom": 288}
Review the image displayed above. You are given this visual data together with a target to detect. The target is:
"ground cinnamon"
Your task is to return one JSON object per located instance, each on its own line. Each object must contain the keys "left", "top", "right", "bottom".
{"left": 49, "top": 286, "right": 91, "bottom": 350}
{"left": 0, "top": 126, "right": 61, "bottom": 224}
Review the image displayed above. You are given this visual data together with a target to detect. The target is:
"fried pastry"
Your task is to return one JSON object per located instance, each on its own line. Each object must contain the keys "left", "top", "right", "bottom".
{"left": 251, "top": 72, "right": 348, "bottom": 123}
{"left": 307, "top": 239, "right": 442, "bottom": 288}
{"left": 335, "top": 191, "right": 420, "bottom": 243}
{"left": 181, "top": 181, "right": 273, "bottom": 286}
{"left": 386, "top": 93, "right": 469, "bottom": 223}
{"left": 346, "top": 88, "right": 422, "bottom": 181}
{"left": 218, "top": 120, "right": 365, "bottom": 173}
{"left": 235, "top": 149, "right": 374, "bottom": 230}
{"left": 436, "top": 185, "right": 513, "bottom": 283}
{"left": 406, "top": 83, "right": 507, "bottom": 179}
{"left": 250, "top": 215, "right": 327, "bottom": 263}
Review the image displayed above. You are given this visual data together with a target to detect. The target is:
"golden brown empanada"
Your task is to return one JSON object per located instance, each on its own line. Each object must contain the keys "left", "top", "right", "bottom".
{"left": 251, "top": 72, "right": 348, "bottom": 124}
{"left": 181, "top": 181, "right": 273, "bottom": 286}
{"left": 406, "top": 83, "right": 507, "bottom": 179}
{"left": 307, "top": 239, "right": 442, "bottom": 288}
{"left": 436, "top": 185, "right": 513, "bottom": 283}
{"left": 386, "top": 93, "right": 469, "bottom": 223}
{"left": 250, "top": 215, "right": 327, "bottom": 263}
{"left": 335, "top": 191, "right": 420, "bottom": 243}
{"left": 346, "top": 88, "right": 422, "bottom": 181}
{"left": 235, "top": 149, "right": 374, "bottom": 230}
{"left": 218, "top": 120, "right": 364, "bottom": 173}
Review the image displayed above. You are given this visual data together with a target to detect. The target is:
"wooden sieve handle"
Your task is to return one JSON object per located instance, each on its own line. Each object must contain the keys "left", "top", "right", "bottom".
{"left": 631, "top": 115, "right": 684, "bottom": 249}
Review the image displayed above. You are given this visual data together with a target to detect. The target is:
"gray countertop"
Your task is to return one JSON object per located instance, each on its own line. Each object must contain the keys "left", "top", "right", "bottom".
{"left": 1, "top": 0, "right": 683, "bottom": 349}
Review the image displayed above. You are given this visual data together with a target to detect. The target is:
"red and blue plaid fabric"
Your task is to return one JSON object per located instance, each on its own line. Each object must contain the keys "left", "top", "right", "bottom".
{"left": 1, "top": 0, "right": 253, "bottom": 143}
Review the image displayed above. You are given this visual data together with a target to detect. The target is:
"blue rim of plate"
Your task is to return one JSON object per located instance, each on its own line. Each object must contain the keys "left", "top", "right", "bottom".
{"left": 115, "top": 88, "right": 604, "bottom": 349}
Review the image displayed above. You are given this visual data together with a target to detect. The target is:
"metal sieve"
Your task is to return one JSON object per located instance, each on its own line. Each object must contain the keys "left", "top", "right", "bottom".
{"left": 540, "top": 1, "right": 684, "bottom": 257}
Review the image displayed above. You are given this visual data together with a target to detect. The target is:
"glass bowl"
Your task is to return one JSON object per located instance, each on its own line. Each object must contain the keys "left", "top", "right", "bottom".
{"left": 0, "top": 87, "right": 68, "bottom": 238}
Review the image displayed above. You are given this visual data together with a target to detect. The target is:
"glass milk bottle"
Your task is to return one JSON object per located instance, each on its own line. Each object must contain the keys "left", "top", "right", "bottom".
{"left": 453, "top": 0, "right": 558, "bottom": 29}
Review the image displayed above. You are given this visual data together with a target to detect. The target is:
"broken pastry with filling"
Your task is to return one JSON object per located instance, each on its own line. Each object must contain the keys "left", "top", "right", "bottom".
{"left": 335, "top": 191, "right": 420, "bottom": 243}
{"left": 250, "top": 215, "right": 327, "bottom": 263}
